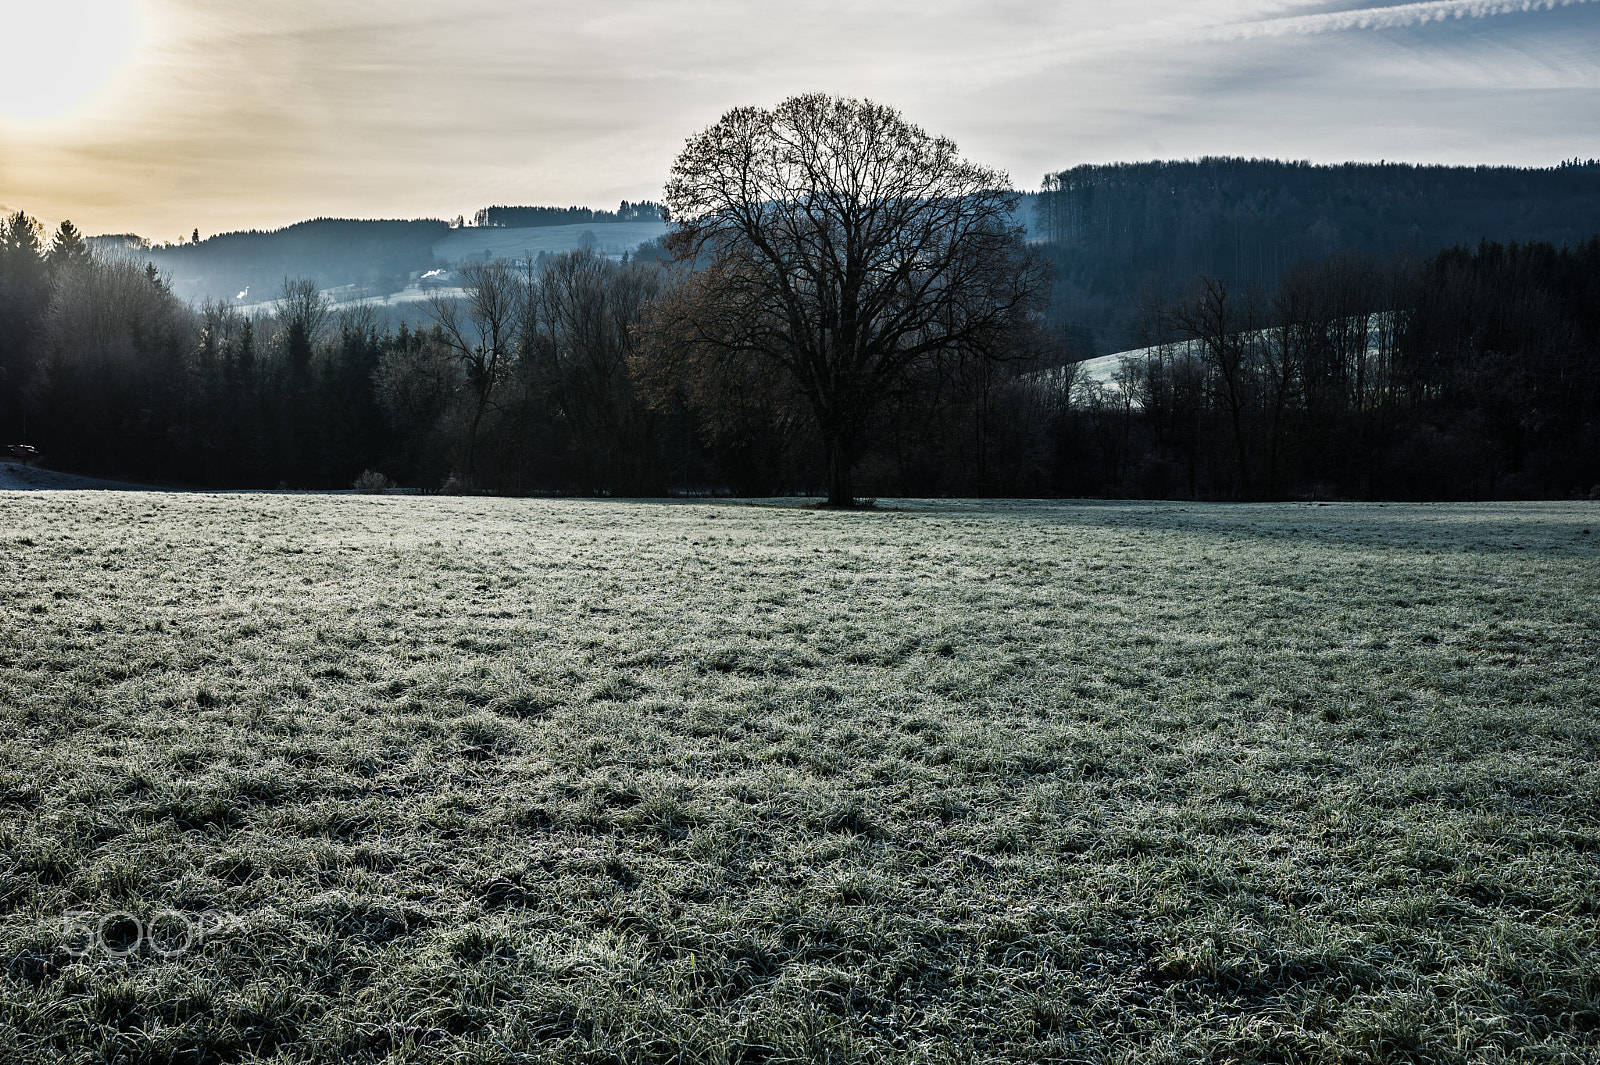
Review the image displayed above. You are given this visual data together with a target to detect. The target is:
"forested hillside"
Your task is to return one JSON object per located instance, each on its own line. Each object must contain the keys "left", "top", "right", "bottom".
{"left": 100, "top": 218, "right": 452, "bottom": 306}
{"left": 97, "top": 205, "right": 671, "bottom": 307}
{"left": 1040, "top": 158, "right": 1600, "bottom": 351}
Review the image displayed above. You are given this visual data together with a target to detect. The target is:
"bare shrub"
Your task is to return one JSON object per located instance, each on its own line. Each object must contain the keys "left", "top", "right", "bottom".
{"left": 353, "top": 469, "right": 393, "bottom": 494}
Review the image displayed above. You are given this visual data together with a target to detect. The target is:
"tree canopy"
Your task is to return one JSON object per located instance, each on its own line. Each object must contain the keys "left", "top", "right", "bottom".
{"left": 662, "top": 93, "right": 1050, "bottom": 505}
{"left": 47, "top": 220, "right": 90, "bottom": 273}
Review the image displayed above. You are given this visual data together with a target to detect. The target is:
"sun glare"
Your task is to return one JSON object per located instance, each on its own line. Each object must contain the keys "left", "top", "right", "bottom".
{"left": 0, "top": 0, "right": 144, "bottom": 124}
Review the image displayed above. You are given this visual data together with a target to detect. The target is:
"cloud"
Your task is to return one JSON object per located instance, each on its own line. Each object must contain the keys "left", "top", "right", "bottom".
{"left": 3, "top": 0, "right": 1595, "bottom": 236}
{"left": 1217, "top": 0, "right": 1596, "bottom": 38}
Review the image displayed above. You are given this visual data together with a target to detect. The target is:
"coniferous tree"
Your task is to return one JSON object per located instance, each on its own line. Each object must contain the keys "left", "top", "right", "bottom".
{"left": 0, "top": 213, "right": 48, "bottom": 442}
{"left": 274, "top": 277, "right": 329, "bottom": 484}
{"left": 46, "top": 220, "right": 90, "bottom": 274}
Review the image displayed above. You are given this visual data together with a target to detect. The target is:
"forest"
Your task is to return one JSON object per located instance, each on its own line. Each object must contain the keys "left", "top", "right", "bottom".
{"left": 1042, "top": 157, "right": 1600, "bottom": 352}
{"left": 1, "top": 169, "right": 1598, "bottom": 501}
{"left": 473, "top": 201, "right": 667, "bottom": 228}
{"left": 104, "top": 204, "right": 670, "bottom": 308}
{"left": 1066, "top": 240, "right": 1600, "bottom": 500}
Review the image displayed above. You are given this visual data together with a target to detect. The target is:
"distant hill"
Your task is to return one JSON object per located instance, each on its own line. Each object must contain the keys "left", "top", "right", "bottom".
{"left": 96, "top": 218, "right": 452, "bottom": 306}
{"left": 92, "top": 211, "right": 671, "bottom": 307}
{"left": 433, "top": 220, "right": 668, "bottom": 266}
{"left": 1038, "top": 157, "right": 1600, "bottom": 351}
{"left": 473, "top": 200, "right": 665, "bottom": 227}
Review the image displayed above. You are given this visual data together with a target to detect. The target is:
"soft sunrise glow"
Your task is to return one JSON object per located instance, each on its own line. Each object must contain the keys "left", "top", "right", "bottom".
{"left": 0, "top": 0, "right": 144, "bottom": 123}
{"left": 0, "top": 0, "right": 1595, "bottom": 236}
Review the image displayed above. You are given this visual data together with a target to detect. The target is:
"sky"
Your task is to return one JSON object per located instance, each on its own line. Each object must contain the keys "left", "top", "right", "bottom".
{"left": 1, "top": 0, "right": 1596, "bottom": 240}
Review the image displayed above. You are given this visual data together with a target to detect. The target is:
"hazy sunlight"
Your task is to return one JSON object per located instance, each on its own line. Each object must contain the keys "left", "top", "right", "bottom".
{"left": 0, "top": 0, "right": 144, "bottom": 123}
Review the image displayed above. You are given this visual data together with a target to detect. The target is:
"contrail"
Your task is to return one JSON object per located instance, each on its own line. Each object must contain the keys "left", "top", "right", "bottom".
{"left": 1218, "top": 0, "right": 1594, "bottom": 39}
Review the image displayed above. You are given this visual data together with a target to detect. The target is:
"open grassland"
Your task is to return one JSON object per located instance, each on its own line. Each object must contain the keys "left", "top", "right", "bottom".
{"left": 1, "top": 494, "right": 1597, "bottom": 1064}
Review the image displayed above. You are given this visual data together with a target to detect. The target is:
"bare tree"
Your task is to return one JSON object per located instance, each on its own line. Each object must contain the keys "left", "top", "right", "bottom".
{"left": 526, "top": 248, "right": 664, "bottom": 493}
{"left": 428, "top": 260, "right": 525, "bottom": 483}
{"left": 275, "top": 277, "right": 330, "bottom": 353}
{"left": 663, "top": 93, "right": 1050, "bottom": 506}
{"left": 1167, "top": 276, "right": 1263, "bottom": 499}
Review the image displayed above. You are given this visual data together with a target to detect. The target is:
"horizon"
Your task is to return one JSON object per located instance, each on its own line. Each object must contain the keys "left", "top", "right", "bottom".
{"left": 70, "top": 155, "right": 1600, "bottom": 244}
{"left": 2, "top": 1, "right": 1596, "bottom": 240}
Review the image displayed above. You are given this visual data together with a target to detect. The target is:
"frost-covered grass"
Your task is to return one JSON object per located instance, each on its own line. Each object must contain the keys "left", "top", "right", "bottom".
{"left": 1, "top": 494, "right": 1597, "bottom": 1064}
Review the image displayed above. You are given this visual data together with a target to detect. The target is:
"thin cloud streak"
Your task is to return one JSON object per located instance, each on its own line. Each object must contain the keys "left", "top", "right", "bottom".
{"left": 1218, "top": 0, "right": 1595, "bottom": 38}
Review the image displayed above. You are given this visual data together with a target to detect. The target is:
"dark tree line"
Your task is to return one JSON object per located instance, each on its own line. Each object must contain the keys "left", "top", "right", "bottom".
{"left": 1056, "top": 240, "right": 1600, "bottom": 500}
{"left": 474, "top": 202, "right": 666, "bottom": 228}
{"left": 0, "top": 203, "right": 1062, "bottom": 497}
{"left": 3, "top": 205, "right": 1597, "bottom": 501}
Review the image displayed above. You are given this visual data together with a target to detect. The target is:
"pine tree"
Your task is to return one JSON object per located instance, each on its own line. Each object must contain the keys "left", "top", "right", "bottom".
{"left": 0, "top": 213, "right": 48, "bottom": 443}
{"left": 1, "top": 212, "right": 45, "bottom": 268}
{"left": 47, "top": 220, "right": 90, "bottom": 273}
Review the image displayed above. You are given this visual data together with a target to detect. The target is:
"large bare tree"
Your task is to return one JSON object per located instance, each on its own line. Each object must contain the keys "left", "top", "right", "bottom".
{"left": 428, "top": 260, "right": 527, "bottom": 484}
{"left": 663, "top": 94, "right": 1049, "bottom": 506}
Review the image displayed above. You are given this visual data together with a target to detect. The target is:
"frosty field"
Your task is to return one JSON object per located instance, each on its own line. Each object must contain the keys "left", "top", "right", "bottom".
{"left": 1, "top": 493, "right": 1597, "bottom": 1063}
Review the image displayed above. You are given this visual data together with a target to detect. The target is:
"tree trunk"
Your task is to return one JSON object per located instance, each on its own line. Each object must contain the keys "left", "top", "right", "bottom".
{"left": 823, "top": 432, "right": 856, "bottom": 507}
{"left": 463, "top": 390, "right": 488, "bottom": 486}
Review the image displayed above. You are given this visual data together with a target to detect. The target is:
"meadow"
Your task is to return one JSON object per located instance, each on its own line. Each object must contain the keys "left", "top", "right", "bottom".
{"left": 0, "top": 492, "right": 1596, "bottom": 1064}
